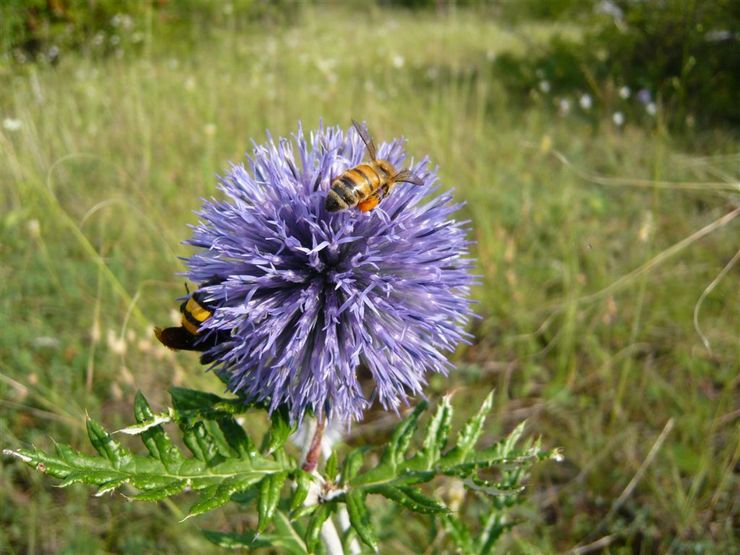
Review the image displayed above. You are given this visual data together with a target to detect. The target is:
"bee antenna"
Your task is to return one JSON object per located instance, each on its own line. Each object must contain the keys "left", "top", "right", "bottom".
{"left": 184, "top": 282, "right": 191, "bottom": 294}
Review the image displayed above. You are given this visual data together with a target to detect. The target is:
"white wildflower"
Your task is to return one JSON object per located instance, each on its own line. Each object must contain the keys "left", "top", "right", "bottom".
{"left": 3, "top": 118, "right": 22, "bottom": 132}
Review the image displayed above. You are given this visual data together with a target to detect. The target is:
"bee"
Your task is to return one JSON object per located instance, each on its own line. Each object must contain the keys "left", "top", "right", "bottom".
{"left": 154, "top": 283, "right": 229, "bottom": 364}
{"left": 324, "top": 120, "right": 424, "bottom": 213}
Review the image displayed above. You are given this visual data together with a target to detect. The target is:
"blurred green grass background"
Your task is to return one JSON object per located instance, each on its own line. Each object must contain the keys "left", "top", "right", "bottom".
{"left": 1, "top": 3, "right": 738, "bottom": 553}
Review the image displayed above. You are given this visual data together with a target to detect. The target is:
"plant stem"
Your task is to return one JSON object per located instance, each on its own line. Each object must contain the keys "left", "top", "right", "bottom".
{"left": 301, "top": 416, "right": 325, "bottom": 472}
{"left": 299, "top": 416, "right": 344, "bottom": 555}
{"left": 320, "top": 516, "right": 345, "bottom": 555}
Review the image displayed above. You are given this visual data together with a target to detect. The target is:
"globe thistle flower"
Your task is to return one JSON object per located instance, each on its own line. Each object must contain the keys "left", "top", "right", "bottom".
{"left": 186, "top": 122, "right": 474, "bottom": 423}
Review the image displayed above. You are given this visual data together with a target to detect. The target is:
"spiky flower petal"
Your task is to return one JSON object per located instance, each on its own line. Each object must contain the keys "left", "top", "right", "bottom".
{"left": 186, "top": 122, "right": 474, "bottom": 422}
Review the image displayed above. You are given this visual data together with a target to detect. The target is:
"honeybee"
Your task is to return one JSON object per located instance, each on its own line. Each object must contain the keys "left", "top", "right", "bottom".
{"left": 324, "top": 120, "right": 424, "bottom": 213}
{"left": 154, "top": 283, "right": 229, "bottom": 364}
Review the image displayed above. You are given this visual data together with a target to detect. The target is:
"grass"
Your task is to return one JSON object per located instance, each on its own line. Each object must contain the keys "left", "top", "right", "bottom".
{"left": 1, "top": 5, "right": 738, "bottom": 553}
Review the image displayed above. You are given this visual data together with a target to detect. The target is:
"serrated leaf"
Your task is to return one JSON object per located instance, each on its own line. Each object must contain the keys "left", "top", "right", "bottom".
{"left": 258, "top": 471, "right": 287, "bottom": 532}
{"left": 477, "top": 511, "right": 513, "bottom": 554}
{"left": 5, "top": 447, "right": 73, "bottom": 478}
{"left": 117, "top": 410, "right": 173, "bottom": 435}
{"left": 500, "top": 421, "right": 527, "bottom": 456}
{"left": 170, "top": 387, "right": 248, "bottom": 417}
{"left": 291, "top": 502, "right": 320, "bottom": 521}
{"left": 421, "top": 396, "right": 452, "bottom": 468}
{"left": 305, "top": 503, "right": 331, "bottom": 554}
{"left": 272, "top": 510, "right": 309, "bottom": 554}
{"left": 341, "top": 448, "right": 365, "bottom": 484}
{"left": 370, "top": 485, "right": 447, "bottom": 514}
{"left": 204, "top": 525, "right": 312, "bottom": 554}
{"left": 291, "top": 469, "right": 313, "bottom": 511}
{"left": 95, "top": 477, "right": 129, "bottom": 496}
{"left": 266, "top": 405, "right": 295, "bottom": 454}
{"left": 442, "top": 514, "right": 475, "bottom": 554}
{"left": 86, "top": 419, "right": 133, "bottom": 468}
{"left": 201, "top": 419, "right": 240, "bottom": 459}
{"left": 132, "top": 479, "right": 187, "bottom": 501}
{"left": 346, "top": 489, "right": 377, "bottom": 551}
{"left": 180, "top": 421, "right": 222, "bottom": 465}
{"left": 186, "top": 473, "right": 264, "bottom": 518}
{"left": 325, "top": 451, "right": 338, "bottom": 482}
{"left": 202, "top": 530, "right": 272, "bottom": 550}
{"left": 230, "top": 486, "right": 259, "bottom": 507}
{"left": 380, "top": 401, "right": 427, "bottom": 468}
{"left": 58, "top": 469, "right": 121, "bottom": 487}
{"left": 53, "top": 442, "right": 111, "bottom": 471}
{"left": 349, "top": 461, "right": 396, "bottom": 487}
{"left": 133, "top": 392, "right": 184, "bottom": 469}
{"left": 453, "top": 391, "right": 494, "bottom": 462}
{"left": 216, "top": 416, "right": 257, "bottom": 459}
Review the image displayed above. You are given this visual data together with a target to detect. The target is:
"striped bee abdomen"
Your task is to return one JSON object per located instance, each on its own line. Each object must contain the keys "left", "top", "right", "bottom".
{"left": 325, "top": 163, "right": 389, "bottom": 212}
{"left": 180, "top": 294, "right": 212, "bottom": 334}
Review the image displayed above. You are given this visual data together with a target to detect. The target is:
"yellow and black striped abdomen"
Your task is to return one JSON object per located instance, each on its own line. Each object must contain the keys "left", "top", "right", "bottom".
{"left": 181, "top": 295, "right": 212, "bottom": 334}
{"left": 325, "top": 162, "right": 391, "bottom": 212}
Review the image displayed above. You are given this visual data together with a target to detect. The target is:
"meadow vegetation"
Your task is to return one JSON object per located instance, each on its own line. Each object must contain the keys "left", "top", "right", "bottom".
{"left": 1, "top": 4, "right": 738, "bottom": 553}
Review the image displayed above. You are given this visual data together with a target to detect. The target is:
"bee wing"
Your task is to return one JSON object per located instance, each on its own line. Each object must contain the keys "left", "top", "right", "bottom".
{"left": 351, "top": 119, "right": 378, "bottom": 161}
{"left": 393, "top": 169, "right": 425, "bottom": 186}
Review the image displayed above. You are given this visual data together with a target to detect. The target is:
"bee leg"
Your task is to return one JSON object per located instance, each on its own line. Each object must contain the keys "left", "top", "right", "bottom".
{"left": 357, "top": 195, "right": 381, "bottom": 212}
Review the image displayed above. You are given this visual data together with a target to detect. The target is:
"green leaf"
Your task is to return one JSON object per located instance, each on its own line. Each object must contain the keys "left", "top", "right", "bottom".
{"left": 4, "top": 387, "right": 299, "bottom": 526}
{"left": 477, "top": 511, "right": 514, "bottom": 554}
{"left": 186, "top": 473, "right": 264, "bottom": 518}
{"left": 341, "top": 447, "right": 365, "bottom": 484}
{"left": 346, "top": 489, "right": 378, "bottom": 551}
{"left": 442, "top": 514, "right": 475, "bottom": 554}
{"left": 290, "top": 502, "right": 320, "bottom": 521}
{"left": 180, "top": 421, "right": 222, "bottom": 465}
{"left": 304, "top": 503, "right": 331, "bottom": 554}
{"left": 117, "top": 411, "right": 172, "bottom": 435}
{"left": 272, "top": 510, "right": 309, "bottom": 554}
{"left": 132, "top": 479, "right": 187, "bottom": 501}
{"left": 446, "top": 391, "right": 494, "bottom": 464}
{"left": 380, "top": 401, "right": 427, "bottom": 468}
{"left": 133, "top": 392, "right": 184, "bottom": 470}
{"left": 421, "top": 396, "right": 452, "bottom": 468}
{"left": 86, "top": 419, "right": 133, "bottom": 468}
{"left": 5, "top": 387, "right": 555, "bottom": 551}
{"left": 349, "top": 460, "right": 396, "bottom": 487}
{"left": 230, "top": 486, "right": 259, "bottom": 507}
{"left": 95, "top": 477, "right": 129, "bottom": 496}
{"left": 370, "top": 485, "right": 448, "bottom": 514}
{"left": 202, "top": 530, "right": 272, "bottom": 550}
{"left": 203, "top": 524, "right": 308, "bottom": 554}
{"left": 325, "top": 450, "right": 338, "bottom": 482}
{"left": 265, "top": 405, "right": 295, "bottom": 454}
{"left": 291, "top": 469, "right": 313, "bottom": 511}
{"left": 169, "top": 387, "right": 250, "bottom": 418}
{"left": 58, "top": 469, "right": 121, "bottom": 488}
{"left": 216, "top": 416, "right": 257, "bottom": 459}
{"left": 258, "top": 471, "right": 288, "bottom": 532}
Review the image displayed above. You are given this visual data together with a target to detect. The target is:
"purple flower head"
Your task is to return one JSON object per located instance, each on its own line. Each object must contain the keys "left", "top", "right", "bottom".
{"left": 186, "top": 122, "right": 474, "bottom": 423}
{"left": 636, "top": 88, "right": 652, "bottom": 106}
